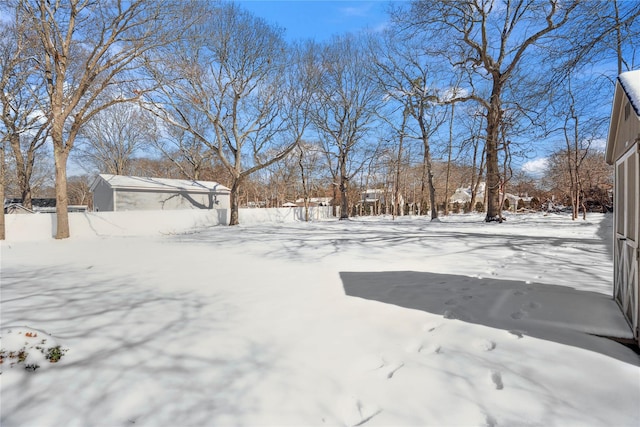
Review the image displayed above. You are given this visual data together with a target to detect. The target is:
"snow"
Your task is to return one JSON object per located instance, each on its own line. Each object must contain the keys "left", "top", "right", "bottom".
{"left": 1, "top": 211, "right": 639, "bottom": 426}
{"left": 619, "top": 69, "right": 640, "bottom": 117}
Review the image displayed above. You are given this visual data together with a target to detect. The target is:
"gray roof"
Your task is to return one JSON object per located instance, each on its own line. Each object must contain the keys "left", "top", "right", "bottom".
{"left": 91, "top": 174, "right": 230, "bottom": 193}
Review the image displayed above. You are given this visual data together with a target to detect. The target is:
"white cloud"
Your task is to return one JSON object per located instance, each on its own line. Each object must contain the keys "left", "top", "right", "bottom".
{"left": 339, "top": 3, "right": 373, "bottom": 18}
{"left": 585, "top": 138, "right": 607, "bottom": 152}
{"left": 521, "top": 157, "right": 549, "bottom": 176}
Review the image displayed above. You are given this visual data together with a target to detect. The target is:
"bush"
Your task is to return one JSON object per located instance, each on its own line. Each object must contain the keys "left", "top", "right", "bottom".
{"left": 475, "top": 202, "right": 484, "bottom": 212}
{"left": 530, "top": 197, "right": 541, "bottom": 210}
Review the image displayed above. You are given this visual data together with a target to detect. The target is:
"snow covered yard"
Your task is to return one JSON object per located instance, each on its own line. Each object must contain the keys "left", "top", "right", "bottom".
{"left": 1, "top": 212, "right": 639, "bottom": 426}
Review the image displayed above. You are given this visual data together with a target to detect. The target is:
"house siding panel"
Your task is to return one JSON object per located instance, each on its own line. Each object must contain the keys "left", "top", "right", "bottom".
{"left": 92, "top": 180, "right": 114, "bottom": 212}
{"left": 115, "top": 189, "right": 229, "bottom": 211}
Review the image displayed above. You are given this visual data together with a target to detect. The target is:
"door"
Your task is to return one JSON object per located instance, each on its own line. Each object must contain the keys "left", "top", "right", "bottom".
{"left": 614, "top": 144, "right": 639, "bottom": 340}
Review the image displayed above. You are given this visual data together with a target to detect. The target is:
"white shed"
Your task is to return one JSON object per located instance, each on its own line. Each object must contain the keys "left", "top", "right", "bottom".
{"left": 90, "top": 174, "right": 231, "bottom": 212}
{"left": 605, "top": 69, "right": 640, "bottom": 343}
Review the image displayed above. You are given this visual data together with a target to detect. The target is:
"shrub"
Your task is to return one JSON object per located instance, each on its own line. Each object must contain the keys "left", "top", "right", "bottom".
{"left": 530, "top": 197, "right": 541, "bottom": 210}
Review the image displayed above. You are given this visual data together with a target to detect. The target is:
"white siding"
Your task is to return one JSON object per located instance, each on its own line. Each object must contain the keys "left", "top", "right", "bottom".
{"left": 114, "top": 189, "right": 229, "bottom": 211}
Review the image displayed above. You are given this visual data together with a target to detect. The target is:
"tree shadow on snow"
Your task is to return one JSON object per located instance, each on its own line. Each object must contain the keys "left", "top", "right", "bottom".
{"left": 0, "top": 266, "right": 275, "bottom": 427}
{"left": 340, "top": 271, "right": 639, "bottom": 366}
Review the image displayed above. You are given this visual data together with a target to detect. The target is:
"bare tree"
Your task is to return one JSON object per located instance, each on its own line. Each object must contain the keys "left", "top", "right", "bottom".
{"left": 17, "top": 0, "right": 193, "bottom": 238}
{"left": 143, "top": 4, "right": 313, "bottom": 225}
{"left": 371, "top": 29, "right": 451, "bottom": 220}
{"left": 74, "top": 102, "right": 154, "bottom": 175}
{"left": 0, "top": 13, "right": 49, "bottom": 214}
{"left": 310, "top": 34, "right": 382, "bottom": 219}
{"left": 153, "top": 112, "right": 215, "bottom": 181}
{"left": 401, "top": 0, "right": 579, "bottom": 222}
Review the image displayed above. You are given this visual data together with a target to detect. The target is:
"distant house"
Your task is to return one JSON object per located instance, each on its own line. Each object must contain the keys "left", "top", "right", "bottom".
{"left": 294, "top": 197, "right": 332, "bottom": 207}
{"left": 361, "top": 189, "right": 404, "bottom": 206}
{"left": 90, "top": 174, "right": 231, "bottom": 212}
{"left": 605, "top": 69, "right": 640, "bottom": 343}
{"left": 449, "top": 182, "right": 530, "bottom": 212}
{"left": 3, "top": 198, "right": 65, "bottom": 214}
{"left": 4, "top": 203, "right": 34, "bottom": 214}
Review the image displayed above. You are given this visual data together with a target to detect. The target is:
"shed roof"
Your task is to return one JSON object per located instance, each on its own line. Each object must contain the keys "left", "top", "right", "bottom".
{"left": 91, "top": 174, "right": 230, "bottom": 193}
{"left": 618, "top": 69, "right": 640, "bottom": 117}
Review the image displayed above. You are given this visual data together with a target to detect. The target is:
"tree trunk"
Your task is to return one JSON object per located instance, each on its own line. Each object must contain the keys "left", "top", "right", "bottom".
{"left": 339, "top": 153, "right": 349, "bottom": 220}
{"left": 444, "top": 103, "right": 455, "bottom": 216}
{"left": 422, "top": 135, "right": 438, "bottom": 221}
{"left": 10, "top": 134, "right": 34, "bottom": 209}
{"left": 484, "top": 83, "right": 502, "bottom": 222}
{"left": 229, "top": 178, "right": 241, "bottom": 226}
{"left": 53, "top": 145, "right": 70, "bottom": 239}
{"left": 420, "top": 157, "right": 428, "bottom": 216}
{"left": 298, "top": 146, "right": 310, "bottom": 222}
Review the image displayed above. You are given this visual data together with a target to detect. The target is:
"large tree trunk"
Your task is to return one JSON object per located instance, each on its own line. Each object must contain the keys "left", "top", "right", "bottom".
{"left": 484, "top": 83, "right": 502, "bottom": 222}
{"left": 10, "top": 134, "right": 34, "bottom": 209}
{"left": 339, "top": 178, "right": 349, "bottom": 219}
{"left": 420, "top": 123, "right": 438, "bottom": 221}
{"left": 298, "top": 147, "right": 310, "bottom": 222}
{"left": 339, "top": 153, "right": 349, "bottom": 220}
{"left": 229, "top": 178, "right": 241, "bottom": 226}
{"left": 53, "top": 145, "right": 70, "bottom": 239}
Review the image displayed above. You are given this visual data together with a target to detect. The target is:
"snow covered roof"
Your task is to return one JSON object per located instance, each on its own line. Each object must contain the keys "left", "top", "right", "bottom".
{"left": 91, "top": 174, "right": 230, "bottom": 193}
{"left": 606, "top": 69, "right": 640, "bottom": 164}
{"left": 618, "top": 69, "right": 640, "bottom": 117}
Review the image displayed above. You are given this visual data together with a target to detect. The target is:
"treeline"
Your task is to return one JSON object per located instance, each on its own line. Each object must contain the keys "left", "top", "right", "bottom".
{"left": 1, "top": 1, "right": 637, "bottom": 238}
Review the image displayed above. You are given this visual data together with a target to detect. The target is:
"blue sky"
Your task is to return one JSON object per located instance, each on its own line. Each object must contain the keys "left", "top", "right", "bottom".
{"left": 236, "top": 0, "right": 397, "bottom": 42}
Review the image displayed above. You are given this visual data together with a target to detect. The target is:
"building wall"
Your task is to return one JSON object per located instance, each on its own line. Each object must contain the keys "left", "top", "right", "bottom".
{"left": 92, "top": 179, "right": 114, "bottom": 212}
{"left": 114, "top": 189, "right": 230, "bottom": 211}
{"left": 610, "top": 92, "right": 640, "bottom": 342}
{"left": 611, "top": 98, "right": 640, "bottom": 160}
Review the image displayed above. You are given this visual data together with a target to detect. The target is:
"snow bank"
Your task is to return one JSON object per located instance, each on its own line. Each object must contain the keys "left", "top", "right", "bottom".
{"left": 239, "top": 206, "right": 333, "bottom": 225}
{"left": 3, "top": 207, "right": 334, "bottom": 241}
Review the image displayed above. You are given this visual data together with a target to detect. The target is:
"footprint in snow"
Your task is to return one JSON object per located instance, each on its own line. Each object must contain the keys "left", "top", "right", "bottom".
{"left": 508, "top": 330, "right": 524, "bottom": 339}
{"left": 523, "top": 301, "right": 541, "bottom": 309}
{"left": 474, "top": 339, "right": 496, "bottom": 352}
{"left": 384, "top": 362, "right": 404, "bottom": 379}
{"left": 513, "top": 290, "right": 526, "bottom": 296}
{"left": 510, "top": 310, "right": 525, "bottom": 320}
{"left": 490, "top": 371, "right": 504, "bottom": 390}
{"left": 422, "top": 323, "right": 440, "bottom": 333}
{"left": 419, "top": 343, "right": 442, "bottom": 355}
{"left": 404, "top": 340, "right": 423, "bottom": 353}
{"left": 338, "top": 396, "right": 382, "bottom": 427}
{"left": 485, "top": 414, "right": 498, "bottom": 427}
{"left": 352, "top": 355, "right": 385, "bottom": 373}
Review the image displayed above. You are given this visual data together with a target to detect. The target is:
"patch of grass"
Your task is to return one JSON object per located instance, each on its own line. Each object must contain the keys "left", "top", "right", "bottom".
{"left": 1, "top": 329, "right": 68, "bottom": 373}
